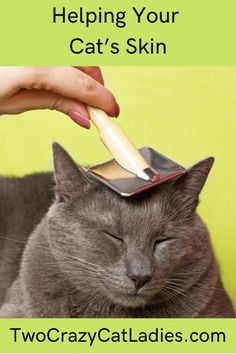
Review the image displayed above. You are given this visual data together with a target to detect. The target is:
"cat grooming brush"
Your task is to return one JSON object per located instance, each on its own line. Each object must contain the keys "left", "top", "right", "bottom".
{"left": 87, "top": 107, "right": 186, "bottom": 197}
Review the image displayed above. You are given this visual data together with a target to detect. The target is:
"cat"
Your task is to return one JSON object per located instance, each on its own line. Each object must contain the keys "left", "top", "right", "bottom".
{"left": 0, "top": 143, "right": 234, "bottom": 318}
{"left": 0, "top": 172, "right": 54, "bottom": 305}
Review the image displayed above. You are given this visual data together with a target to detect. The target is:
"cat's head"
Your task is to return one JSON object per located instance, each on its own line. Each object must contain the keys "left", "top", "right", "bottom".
{"left": 47, "top": 143, "right": 214, "bottom": 308}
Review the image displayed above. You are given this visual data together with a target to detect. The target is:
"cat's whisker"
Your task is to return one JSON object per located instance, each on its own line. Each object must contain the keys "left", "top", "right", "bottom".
{"left": 66, "top": 264, "right": 102, "bottom": 276}
{"left": 173, "top": 270, "right": 203, "bottom": 276}
{"left": 160, "top": 286, "right": 191, "bottom": 314}
{"left": 162, "top": 284, "right": 186, "bottom": 297}
{"left": 0, "top": 235, "right": 27, "bottom": 244}
{"left": 36, "top": 255, "right": 103, "bottom": 278}
{"left": 72, "top": 256, "right": 104, "bottom": 270}
{"left": 164, "top": 279, "right": 188, "bottom": 287}
{"left": 51, "top": 249, "right": 106, "bottom": 272}
{"left": 49, "top": 250, "right": 105, "bottom": 275}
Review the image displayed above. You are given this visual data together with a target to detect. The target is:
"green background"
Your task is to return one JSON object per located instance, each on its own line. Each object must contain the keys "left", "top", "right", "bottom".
{"left": 0, "top": 67, "right": 235, "bottom": 308}
{"left": 0, "top": 0, "right": 235, "bottom": 65}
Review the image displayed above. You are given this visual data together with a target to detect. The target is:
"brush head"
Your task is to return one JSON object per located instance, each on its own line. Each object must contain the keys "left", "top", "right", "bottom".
{"left": 87, "top": 147, "right": 186, "bottom": 197}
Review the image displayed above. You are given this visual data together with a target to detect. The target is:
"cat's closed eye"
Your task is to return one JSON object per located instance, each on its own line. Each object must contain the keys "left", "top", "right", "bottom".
{"left": 154, "top": 238, "right": 172, "bottom": 248}
{"left": 102, "top": 231, "right": 123, "bottom": 243}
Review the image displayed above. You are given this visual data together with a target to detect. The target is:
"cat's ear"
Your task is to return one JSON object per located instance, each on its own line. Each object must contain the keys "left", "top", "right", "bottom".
{"left": 176, "top": 157, "right": 214, "bottom": 200}
{"left": 52, "top": 143, "right": 89, "bottom": 199}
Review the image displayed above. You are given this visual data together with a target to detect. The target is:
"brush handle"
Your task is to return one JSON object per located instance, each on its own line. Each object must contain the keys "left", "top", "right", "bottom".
{"left": 88, "top": 106, "right": 151, "bottom": 177}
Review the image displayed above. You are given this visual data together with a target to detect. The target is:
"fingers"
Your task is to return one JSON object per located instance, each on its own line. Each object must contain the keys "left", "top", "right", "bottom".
{"left": 20, "top": 67, "right": 119, "bottom": 117}
{"left": 0, "top": 89, "right": 91, "bottom": 129}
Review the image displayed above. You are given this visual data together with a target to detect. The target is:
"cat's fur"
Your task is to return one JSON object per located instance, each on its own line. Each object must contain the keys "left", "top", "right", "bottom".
{"left": 0, "top": 143, "right": 234, "bottom": 317}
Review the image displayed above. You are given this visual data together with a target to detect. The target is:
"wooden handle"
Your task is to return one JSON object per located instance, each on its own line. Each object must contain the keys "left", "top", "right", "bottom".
{"left": 88, "top": 106, "right": 150, "bottom": 175}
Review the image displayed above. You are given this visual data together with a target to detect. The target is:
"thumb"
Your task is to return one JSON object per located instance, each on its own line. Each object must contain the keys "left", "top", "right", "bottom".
{"left": 0, "top": 89, "right": 91, "bottom": 129}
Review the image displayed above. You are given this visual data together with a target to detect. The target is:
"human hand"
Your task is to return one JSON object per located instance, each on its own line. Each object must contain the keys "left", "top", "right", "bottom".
{"left": 0, "top": 66, "right": 120, "bottom": 129}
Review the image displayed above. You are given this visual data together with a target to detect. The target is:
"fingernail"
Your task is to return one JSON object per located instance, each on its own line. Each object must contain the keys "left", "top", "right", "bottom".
{"left": 114, "top": 102, "right": 120, "bottom": 118}
{"left": 68, "top": 111, "right": 90, "bottom": 129}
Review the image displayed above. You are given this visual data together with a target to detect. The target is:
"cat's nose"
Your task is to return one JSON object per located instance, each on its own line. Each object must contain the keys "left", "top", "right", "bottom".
{"left": 128, "top": 273, "right": 152, "bottom": 290}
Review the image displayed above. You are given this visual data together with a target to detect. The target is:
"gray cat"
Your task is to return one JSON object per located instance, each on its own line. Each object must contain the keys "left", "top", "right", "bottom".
{"left": 0, "top": 143, "right": 234, "bottom": 317}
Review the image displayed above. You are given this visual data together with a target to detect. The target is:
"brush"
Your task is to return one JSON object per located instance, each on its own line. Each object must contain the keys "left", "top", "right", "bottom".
{"left": 87, "top": 106, "right": 186, "bottom": 197}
